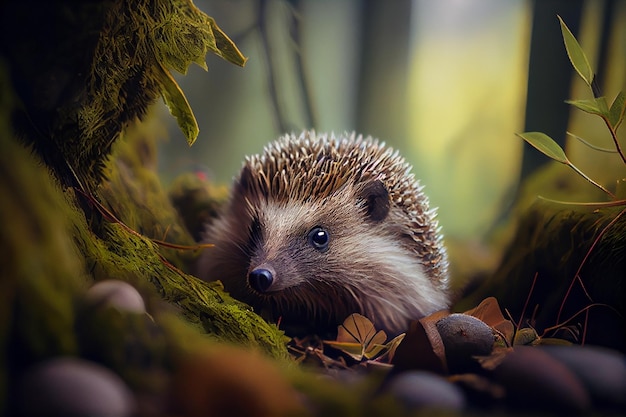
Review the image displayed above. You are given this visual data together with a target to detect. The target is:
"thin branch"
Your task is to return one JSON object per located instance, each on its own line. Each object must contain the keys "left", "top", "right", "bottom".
{"left": 537, "top": 196, "right": 626, "bottom": 207}
{"left": 518, "top": 272, "right": 539, "bottom": 331}
{"left": 556, "top": 206, "right": 626, "bottom": 324}
{"left": 603, "top": 117, "right": 626, "bottom": 164}
{"left": 287, "top": 0, "right": 318, "bottom": 129}
{"left": 568, "top": 161, "right": 616, "bottom": 199}
{"left": 543, "top": 302, "right": 623, "bottom": 337}
{"left": 258, "top": 0, "right": 289, "bottom": 133}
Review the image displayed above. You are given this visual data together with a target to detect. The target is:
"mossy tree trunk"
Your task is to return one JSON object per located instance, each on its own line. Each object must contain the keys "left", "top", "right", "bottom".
{"left": 0, "top": 1, "right": 290, "bottom": 410}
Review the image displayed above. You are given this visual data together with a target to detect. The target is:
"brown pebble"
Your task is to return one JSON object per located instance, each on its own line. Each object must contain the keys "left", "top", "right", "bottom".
{"left": 493, "top": 346, "right": 590, "bottom": 414}
{"left": 386, "top": 371, "right": 466, "bottom": 410}
{"left": 540, "top": 345, "right": 626, "bottom": 410}
{"left": 18, "top": 357, "right": 135, "bottom": 417}
{"left": 436, "top": 313, "right": 495, "bottom": 373}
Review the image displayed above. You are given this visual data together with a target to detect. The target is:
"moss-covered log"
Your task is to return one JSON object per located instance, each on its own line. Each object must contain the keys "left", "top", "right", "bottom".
{"left": 461, "top": 199, "right": 625, "bottom": 351}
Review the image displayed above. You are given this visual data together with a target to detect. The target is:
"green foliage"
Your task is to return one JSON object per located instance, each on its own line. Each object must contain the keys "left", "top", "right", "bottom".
{"left": 558, "top": 15, "right": 593, "bottom": 87}
{"left": 516, "top": 132, "right": 615, "bottom": 199}
{"left": 90, "top": 0, "right": 247, "bottom": 149}
{"left": 516, "top": 132, "right": 568, "bottom": 164}
{"left": 156, "top": 62, "right": 199, "bottom": 146}
{"left": 0, "top": 108, "right": 85, "bottom": 413}
{"left": 608, "top": 91, "right": 626, "bottom": 128}
{"left": 518, "top": 16, "right": 626, "bottom": 201}
{"left": 3, "top": 0, "right": 246, "bottom": 190}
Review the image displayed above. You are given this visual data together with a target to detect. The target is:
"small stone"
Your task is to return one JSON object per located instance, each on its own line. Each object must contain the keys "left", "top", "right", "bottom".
{"left": 436, "top": 313, "right": 495, "bottom": 373}
{"left": 540, "top": 345, "right": 626, "bottom": 410}
{"left": 493, "top": 346, "right": 590, "bottom": 413}
{"left": 386, "top": 371, "right": 466, "bottom": 411}
{"left": 18, "top": 357, "right": 135, "bottom": 417}
{"left": 85, "top": 279, "right": 146, "bottom": 313}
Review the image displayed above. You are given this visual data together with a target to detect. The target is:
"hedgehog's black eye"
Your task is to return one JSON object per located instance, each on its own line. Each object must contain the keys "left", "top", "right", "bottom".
{"left": 308, "top": 226, "right": 330, "bottom": 252}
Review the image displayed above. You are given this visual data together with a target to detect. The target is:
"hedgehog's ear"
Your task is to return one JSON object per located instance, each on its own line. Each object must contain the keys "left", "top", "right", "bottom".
{"left": 358, "top": 180, "right": 390, "bottom": 222}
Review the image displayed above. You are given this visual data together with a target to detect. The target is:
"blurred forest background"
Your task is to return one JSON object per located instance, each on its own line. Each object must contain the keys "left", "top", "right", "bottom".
{"left": 156, "top": 0, "right": 625, "bottom": 280}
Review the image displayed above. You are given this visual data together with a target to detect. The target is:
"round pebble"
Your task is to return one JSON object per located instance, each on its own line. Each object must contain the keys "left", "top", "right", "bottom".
{"left": 436, "top": 313, "right": 494, "bottom": 373}
{"left": 493, "top": 346, "right": 590, "bottom": 413}
{"left": 540, "top": 345, "right": 626, "bottom": 409}
{"left": 85, "top": 279, "right": 146, "bottom": 313}
{"left": 18, "top": 357, "right": 135, "bottom": 417}
{"left": 386, "top": 371, "right": 466, "bottom": 411}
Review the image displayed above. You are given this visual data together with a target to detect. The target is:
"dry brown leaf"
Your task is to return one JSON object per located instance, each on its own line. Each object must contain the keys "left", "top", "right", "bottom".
{"left": 324, "top": 313, "right": 387, "bottom": 361}
{"left": 391, "top": 310, "right": 449, "bottom": 374}
{"left": 464, "top": 297, "right": 515, "bottom": 345}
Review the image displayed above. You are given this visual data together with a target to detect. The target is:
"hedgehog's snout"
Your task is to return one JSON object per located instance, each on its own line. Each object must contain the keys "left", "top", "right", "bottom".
{"left": 248, "top": 264, "right": 276, "bottom": 293}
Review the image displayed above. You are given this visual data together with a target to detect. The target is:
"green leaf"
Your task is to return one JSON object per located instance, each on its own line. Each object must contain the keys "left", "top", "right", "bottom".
{"left": 566, "top": 99, "right": 601, "bottom": 115}
{"left": 155, "top": 63, "right": 199, "bottom": 146}
{"left": 608, "top": 91, "right": 626, "bottom": 128}
{"left": 152, "top": 6, "right": 247, "bottom": 74}
{"left": 565, "top": 98, "right": 609, "bottom": 117}
{"left": 595, "top": 96, "right": 609, "bottom": 114}
{"left": 207, "top": 17, "right": 248, "bottom": 67}
{"left": 566, "top": 131, "right": 617, "bottom": 153}
{"left": 517, "top": 132, "right": 568, "bottom": 164}
{"left": 558, "top": 15, "right": 594, "bottom": 86}
{"left": 516, "top": 132, "right": 614, "bottom": 198}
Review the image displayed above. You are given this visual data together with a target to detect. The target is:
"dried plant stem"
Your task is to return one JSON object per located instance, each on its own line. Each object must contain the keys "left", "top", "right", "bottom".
{"left": 604, "top": 119, "right": 626, "bottom": 165}
{"left": 568, "top": 161, "right": 616, "bottom": 199}
{"left": 556, "top": 206, "right": 626, "bottom": 324}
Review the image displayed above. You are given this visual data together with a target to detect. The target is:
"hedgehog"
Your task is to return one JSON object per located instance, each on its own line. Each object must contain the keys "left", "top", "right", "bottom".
{"left": 198, "top": 131, "right": 450, "bottom": 336}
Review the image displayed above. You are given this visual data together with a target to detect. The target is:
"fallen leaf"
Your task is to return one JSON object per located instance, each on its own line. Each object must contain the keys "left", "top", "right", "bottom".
{"left": 324, "top": 313, "right": 387, "bottom": 361}
{"left": 464, "top": 297, "right": 515, "bottom": 346}
{"left": 475, "top": 346, "right": 513, "bottom": 371}
{"left": 391, "top": 310, "right": 449, "bottom": 374}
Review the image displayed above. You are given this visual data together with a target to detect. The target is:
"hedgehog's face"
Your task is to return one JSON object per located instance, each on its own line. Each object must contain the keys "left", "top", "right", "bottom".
{"left": 204, "top": 175, "right": 407, "bottom": 334}
{"left": 243, "top": 178, "right": 391, "bottom": 295}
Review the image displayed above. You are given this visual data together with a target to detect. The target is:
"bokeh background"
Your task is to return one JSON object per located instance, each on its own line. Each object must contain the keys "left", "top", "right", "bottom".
{"left": 157, "top": 0, "right": 625, "bottom": 282}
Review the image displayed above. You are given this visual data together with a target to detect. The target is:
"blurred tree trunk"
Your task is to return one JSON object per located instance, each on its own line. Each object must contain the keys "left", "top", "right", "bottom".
{"left": 355, "top": 0, "right": 412, "bottom": 145}
{"left": 520, "top": 0, "right": 584, "bottom": 181}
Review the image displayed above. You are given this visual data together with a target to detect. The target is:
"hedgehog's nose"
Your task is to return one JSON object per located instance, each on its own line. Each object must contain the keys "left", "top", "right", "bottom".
{"left": 248, "top": 267, "right": 274, "bottom": 293}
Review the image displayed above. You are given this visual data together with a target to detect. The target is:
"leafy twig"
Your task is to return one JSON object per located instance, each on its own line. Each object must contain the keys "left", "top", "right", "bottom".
{"left": 517, "top": 17, "right": 625, "bottom": 197}
{"left": 516, "top": 132, "right": 616, "bottom": 199}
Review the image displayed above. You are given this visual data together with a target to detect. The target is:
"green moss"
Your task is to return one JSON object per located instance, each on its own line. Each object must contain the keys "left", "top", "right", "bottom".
{"left": 0, "top": 114, "right": 289, "bottom": 411}
{"left": 0, "top": 3, "right": 287, "bottom": 405}
{"left": 2, "top": 0, "right": 245, "bottom": 190}
{"left": 460, "top": 197, "right": 625, "bottom": 350}
{"left": 0, "top": 63, "right": 85, "bottom": 411}
{"left": 168, "top": 172, "right": 229, "bottom": 242}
